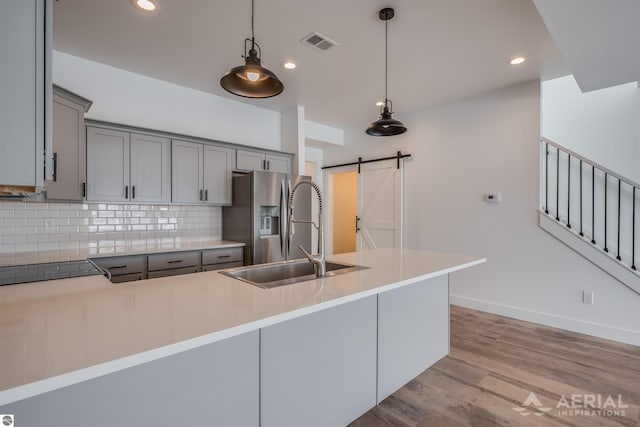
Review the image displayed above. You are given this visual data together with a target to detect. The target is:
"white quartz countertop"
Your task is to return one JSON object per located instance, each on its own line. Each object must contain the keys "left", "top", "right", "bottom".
{"left": 0, "top": 248, "right": 484, "bottom": 405}
{"left": 0, "top": 239, "right": 245, "bottom": 267}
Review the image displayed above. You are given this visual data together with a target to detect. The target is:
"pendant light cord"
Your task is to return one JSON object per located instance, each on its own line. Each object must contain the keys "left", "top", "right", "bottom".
{"left": 385, "top": 12, "right": 388, "bottom": 103}
{"left": 251, "top": 0, "right": 255, "bottom": 47}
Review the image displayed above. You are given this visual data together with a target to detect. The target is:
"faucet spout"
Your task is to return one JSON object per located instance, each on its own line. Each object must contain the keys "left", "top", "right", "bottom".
{"left": 288, "top": 180, "right": 326, "bottom": 277}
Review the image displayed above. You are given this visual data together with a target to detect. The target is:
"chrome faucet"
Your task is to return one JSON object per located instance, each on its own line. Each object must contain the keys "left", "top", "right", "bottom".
{"left": 288, "top": 180, "right": 326, "bottom": 277}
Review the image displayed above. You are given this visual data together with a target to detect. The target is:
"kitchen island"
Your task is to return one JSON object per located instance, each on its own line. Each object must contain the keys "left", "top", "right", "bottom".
{"left": 0, "top": 248, "right": 484, "bottom": 427}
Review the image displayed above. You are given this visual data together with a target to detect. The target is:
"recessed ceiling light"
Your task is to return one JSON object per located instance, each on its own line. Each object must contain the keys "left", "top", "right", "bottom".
{"left": 510, "top": 57, "right": 526, "bottom": 65}
{"left": 283, "top": 62, "right": 297, "bottom": 70}
{"left": 133, "top": 0, "right": 156, "bottom": 11}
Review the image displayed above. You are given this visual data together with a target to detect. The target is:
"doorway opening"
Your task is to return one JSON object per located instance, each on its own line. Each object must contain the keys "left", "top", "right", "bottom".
{"left": 332, "top": 171, "right": 358, "bottom": 254}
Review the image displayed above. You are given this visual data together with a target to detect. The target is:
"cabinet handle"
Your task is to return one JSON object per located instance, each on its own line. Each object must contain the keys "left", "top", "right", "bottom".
{"left": 267, "top": 160, "right": 270, "bottom": 170}
{"left": 125, "top": 185, "right": 129, "bottom": 199}
{"left": 110, "top": 265, "right": 128, "bottom": 269}
{"left": 356, "top": 216, "right": 361, "bottom": 232}
{"left": 132, "top": 186, "right": 136, "bottom": 199}
{"left": 218, "top": 255, "right": 231, "bottom": 259}
{"left": 205, "top": 189, "right": 208, "bottom": 201}
{"left": 200, "top": 189, "right": 203, "bottom": 201}
{"left": 167, "top": 260, "right": 183, "bottom": 264}
{"left": 262, "top": 159, "right": 266, "bottom": 170}
{"left": 82, "top": 182, "right": 86, "bottom": 198}
{"left": 52, "top": 153, "right": 58, "bottom": 182}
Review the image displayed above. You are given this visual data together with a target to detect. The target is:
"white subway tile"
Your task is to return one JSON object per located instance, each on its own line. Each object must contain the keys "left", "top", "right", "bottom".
{"left": 3, "top": 235, "right": 27, "bottom": 244}
{"left": 37, "top": 242, "right": 60, "bottom": 251}
{"left": 28, "top": 234, "right": 50, "bottom": 243}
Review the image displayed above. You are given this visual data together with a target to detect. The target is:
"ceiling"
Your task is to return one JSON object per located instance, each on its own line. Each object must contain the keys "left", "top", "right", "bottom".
{"left": 53, "top": 0, "right": 569, "bottom": 130}
{"left": 533, "top": 0, "right": 640, "bottom": 93}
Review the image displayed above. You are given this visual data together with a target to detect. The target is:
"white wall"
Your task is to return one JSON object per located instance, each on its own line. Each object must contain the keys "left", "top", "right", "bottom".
{"left": 542, "top": 75, "right": 640, "bottom": 183}
{"left": 53, "top": 51, "right": 281, "bottom": 150}
{"left": 323, "top": 80, "right": 640, "bottom": 345}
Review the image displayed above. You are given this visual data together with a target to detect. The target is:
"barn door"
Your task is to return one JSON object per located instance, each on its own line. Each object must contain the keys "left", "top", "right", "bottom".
{"left": 356, "top": 159, "right": 403, "bottom": 251}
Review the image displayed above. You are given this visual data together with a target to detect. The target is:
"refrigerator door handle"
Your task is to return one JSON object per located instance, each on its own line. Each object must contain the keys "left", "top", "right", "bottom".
{"left": 287, "top": 179, "right": 293, "bottom": 254}
{"left": 279, "top": 179, "right": 285, "bottom": 258}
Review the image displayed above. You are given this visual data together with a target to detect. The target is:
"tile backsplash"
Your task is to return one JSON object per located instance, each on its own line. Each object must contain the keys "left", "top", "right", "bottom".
{"left": 0, "top": 201, "right": 222, "bottom": 254}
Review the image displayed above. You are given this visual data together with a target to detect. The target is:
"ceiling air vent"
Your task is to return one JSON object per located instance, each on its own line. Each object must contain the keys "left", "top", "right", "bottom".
{"left": 301, "top": 32, "right": 338, "bottom": 52}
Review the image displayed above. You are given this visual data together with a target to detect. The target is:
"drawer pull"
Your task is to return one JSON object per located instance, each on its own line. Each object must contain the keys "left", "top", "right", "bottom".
{"left": 167, "top": 260, "right": 183, "bottom": 264}
{"left": 110, "top": 265, "right": 128, "bottom": 269}
{"left": 218, "top": 255, "right": 231, "bottom": 259}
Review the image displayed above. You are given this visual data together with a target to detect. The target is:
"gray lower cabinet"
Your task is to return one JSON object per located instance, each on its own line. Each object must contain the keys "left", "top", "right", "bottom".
{"left": 1, "top": 330, "right": 260, "bottom": 427}
{"left": 202, "top": 247, "right": 243, "bottom": 271}
{"left": 147, "top": 250, "right": 200, "bottom": 278}
{"left": 46, "top": 86, "right": 91, "bottom": 200}
{"left": 377, "top": 274, "right": 450, "bottom": 402}
{"left": 90, "top": 255, "right": 147, "bottom": 282}
{"left": 260, "top": 295, "right": 378, "bottom": 427}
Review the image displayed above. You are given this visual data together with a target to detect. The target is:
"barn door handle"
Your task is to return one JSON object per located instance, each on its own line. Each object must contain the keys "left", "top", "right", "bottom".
{"left": 356, "top": 216, "right": 361, "bottom": 232}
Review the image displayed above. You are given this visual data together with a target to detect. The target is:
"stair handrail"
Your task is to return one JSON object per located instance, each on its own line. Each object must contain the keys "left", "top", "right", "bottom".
{"left": 542, "top": 137, "right": 640, "bottom": 190}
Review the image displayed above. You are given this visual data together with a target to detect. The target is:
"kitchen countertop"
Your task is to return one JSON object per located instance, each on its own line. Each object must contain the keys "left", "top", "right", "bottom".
{"left": 0, "top": 238, "right": 245, "bottom": 267}
{"left": 0, "top": 248, "right": 484, "bottom": 405}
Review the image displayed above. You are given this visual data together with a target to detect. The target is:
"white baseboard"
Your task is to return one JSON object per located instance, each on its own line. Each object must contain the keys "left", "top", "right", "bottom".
{"left": 450, "top": 294, "right": 640, "bottom": 347}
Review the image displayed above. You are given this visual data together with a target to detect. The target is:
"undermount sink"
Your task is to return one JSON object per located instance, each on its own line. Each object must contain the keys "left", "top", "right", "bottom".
{"left": 219, "top": 259, "right": 369, "bottom": 289}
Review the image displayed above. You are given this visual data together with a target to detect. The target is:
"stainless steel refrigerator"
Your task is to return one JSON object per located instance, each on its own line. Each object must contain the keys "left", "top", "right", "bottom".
{"left": 222, "top": 171, "right": 312, "bottom": 265}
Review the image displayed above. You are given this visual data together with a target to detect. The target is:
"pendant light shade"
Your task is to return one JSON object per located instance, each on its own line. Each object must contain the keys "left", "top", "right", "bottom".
{"left": 366, "top": 8, "right": 407, "bottom": 137}
{"left": 220, "top": 0, "right": 284, "bottom": 98}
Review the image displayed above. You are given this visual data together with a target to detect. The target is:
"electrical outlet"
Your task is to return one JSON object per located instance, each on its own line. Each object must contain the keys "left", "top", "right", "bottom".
{"left": 582, "top": 290, "right": 594, "bottom": 304}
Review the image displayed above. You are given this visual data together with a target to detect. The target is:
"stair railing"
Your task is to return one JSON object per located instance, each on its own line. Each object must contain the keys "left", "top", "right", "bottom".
{"left": 541, "top": 137, "right": 639, "bottom": 272}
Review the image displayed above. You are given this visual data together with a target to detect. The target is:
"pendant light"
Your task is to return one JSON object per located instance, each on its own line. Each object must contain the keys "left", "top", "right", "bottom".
{"left": 366, "top": 8, "right": 407, "bottom": 136}
{"left": 220, "top": 0, "right": 284, "bottom": 98}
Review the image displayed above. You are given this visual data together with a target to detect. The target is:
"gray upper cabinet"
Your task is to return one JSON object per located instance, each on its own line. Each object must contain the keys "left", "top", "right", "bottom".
{"left": 46, "top": 86, "right": 92, "bottom": 201}
{"left": 130, "top": 133, "right": 171, "bottom": 203}
{"left": 172, "top": 140, "right": 234, "bottom": 205}
{"left": 0, "top": 0, "right": 50, "bottom": 189}
{"left": 203, "top": 144, "right": 234, "bottom": 204}
{"left": 87, "top": 127, "right": 170, "bottom": 203}
{"left": 236, "top": 149, "right": 292, "bottom": 174}
{"left": 86, "top": 127, "right": 130, "bottom": 202}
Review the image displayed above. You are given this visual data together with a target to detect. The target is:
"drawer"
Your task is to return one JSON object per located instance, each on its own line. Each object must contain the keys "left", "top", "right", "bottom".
{"left": 148, "top": 251, "right": 200, "bottom": 272}
{"left": 202, "top": 247, "right": 243, "bottom": 265}
{"left": 91, "top": 255, "right": 146, "bottom": 275}
{"left": 110, "top": 272, "right": 145, "bottom": 283}
{"left": 202, "top": 261, "right": 243, "bottom": 272}
{"left": 147, "top": 266, "right": 200, "bottom": 279}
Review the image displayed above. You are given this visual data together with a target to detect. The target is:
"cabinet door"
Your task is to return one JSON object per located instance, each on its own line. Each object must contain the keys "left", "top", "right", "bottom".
{"left": 46, "top": 94, "right": 86, "bottom": 200}
{"left": 203, "top": 144, "right": 235, "bottom": 205}
{"left": 261, "top": 296, "right": 377, "bottom": 427}
{"left": 236, "top": 149, "right": 265, "bottom": 171}
{"left": 86, "top": 127, "right": 130, "bottom": 201}
{"left": 377, "top": 275, "right": 449, "bottom": 402}
{"left": 130, "top": 133, "right": 170, "bottom": 203}
{"left": 171, "top": 140, "right": 203, "bottom": 204}
{"left": 0, "top": 0, "right": 47, "bottom": 187}
{"left": 265, "top": 153, "right": 292, "bottom": 174}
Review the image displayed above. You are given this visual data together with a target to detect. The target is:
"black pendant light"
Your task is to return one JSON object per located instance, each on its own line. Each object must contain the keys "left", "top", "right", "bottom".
{"left": 220, "top": 0, "right": 284, "bottom": 98}
{"left": 366, "top": 7, "right": 407, "bottom": 137}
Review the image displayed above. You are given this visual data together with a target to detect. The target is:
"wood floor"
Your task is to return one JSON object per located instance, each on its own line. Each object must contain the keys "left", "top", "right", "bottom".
{"left": 350, "top": 305, "right": 640, "bottom": 427}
